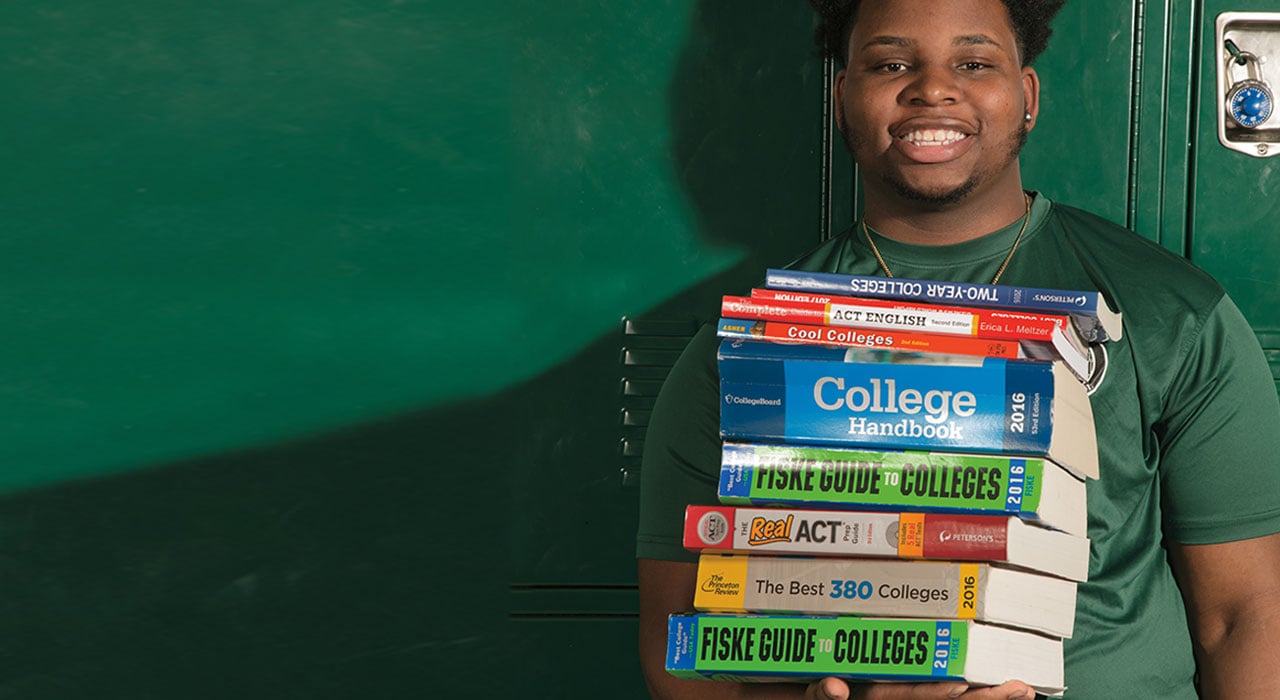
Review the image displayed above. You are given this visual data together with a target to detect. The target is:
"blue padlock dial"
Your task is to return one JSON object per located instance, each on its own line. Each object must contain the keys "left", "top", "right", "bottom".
{"left": 1231, "top": 85, "right": 1273, "bottom": 128}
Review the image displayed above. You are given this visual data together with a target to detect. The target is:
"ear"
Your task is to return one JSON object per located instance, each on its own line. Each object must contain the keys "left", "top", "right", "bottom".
{"left": 1021, "top": 66, "right": 1041, "bottom": 132}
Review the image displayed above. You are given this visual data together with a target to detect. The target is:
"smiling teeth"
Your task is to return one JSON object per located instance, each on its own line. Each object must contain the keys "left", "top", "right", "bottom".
{"left": 902, "top": 129, "right": 967, "bottom": 146}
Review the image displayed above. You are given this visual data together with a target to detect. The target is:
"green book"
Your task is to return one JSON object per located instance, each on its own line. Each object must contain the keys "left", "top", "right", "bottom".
{"left": 719, "top": 442, "right": 1086, "bottom": 536}
{"left": 666, "top": 613, "right": 1064, "bottom": 696}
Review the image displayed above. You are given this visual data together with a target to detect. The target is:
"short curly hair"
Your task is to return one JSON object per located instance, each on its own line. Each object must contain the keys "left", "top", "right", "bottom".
{"left": 810, "top": 0, "right": 1067, "bottom": 66}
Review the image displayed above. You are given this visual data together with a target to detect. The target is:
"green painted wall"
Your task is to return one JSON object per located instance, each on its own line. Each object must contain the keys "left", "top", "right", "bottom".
{"left": 1, "top": 1, "right": 514, "bottom": 490}
{"left": 0, "top": 1, "right": 1276, "bottom": 697}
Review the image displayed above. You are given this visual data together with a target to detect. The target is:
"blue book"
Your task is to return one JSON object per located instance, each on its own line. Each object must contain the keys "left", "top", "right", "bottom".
{"left": 765, "top": 268, "right": 1122, "bottom": 343}
{"left": 717, "top": 339, "right": 1098, "bottom": 480}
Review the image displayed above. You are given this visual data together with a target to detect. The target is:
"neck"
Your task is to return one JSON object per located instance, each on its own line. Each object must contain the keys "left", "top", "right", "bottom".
{"left": 862, "top": 182, "right": 1030, "bottom": 247}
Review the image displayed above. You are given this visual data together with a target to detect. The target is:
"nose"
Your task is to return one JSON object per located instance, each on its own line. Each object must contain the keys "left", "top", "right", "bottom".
{"left": 902, "top": 63, "right": 959, "bottom": 106}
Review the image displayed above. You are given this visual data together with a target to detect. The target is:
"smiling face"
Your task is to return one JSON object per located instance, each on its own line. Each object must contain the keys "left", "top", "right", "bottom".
{"left": 835, "top": 0, "right": 1038, "bottom": 208}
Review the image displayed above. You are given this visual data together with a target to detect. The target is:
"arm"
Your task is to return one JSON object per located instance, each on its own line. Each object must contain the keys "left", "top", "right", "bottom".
{"left": 637, "top": 558, "right": 1034, "bottom": 700}
{"left": 1154, "top": 297, "right": 1280, "bottom": 696}
{"left": 1168, "top": 533, "right": 1280, "bottom": 698}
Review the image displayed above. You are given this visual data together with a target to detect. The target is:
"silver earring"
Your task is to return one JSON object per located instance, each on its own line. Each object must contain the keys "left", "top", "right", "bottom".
{"left": 1024, "top": 112, "right": 1033, "bottom": 122}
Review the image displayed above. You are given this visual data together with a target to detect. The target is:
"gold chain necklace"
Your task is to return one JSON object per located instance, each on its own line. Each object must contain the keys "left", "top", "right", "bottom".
{"left": 861, "top": 193, "right": 1032, "bottom": 285}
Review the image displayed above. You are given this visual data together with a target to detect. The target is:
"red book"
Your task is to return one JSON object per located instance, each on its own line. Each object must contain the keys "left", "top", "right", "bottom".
{"left": 722, "top": 291, "right": 1094, "bottom": 382}
{"left": 727, "top": 289, "right": 1068, "bottom": 342}
{"left": 716, "top": 317, "right": 1026, "bottom": 360}
{"left": 684, "top": 505, "right": 1089, "bottom": 581}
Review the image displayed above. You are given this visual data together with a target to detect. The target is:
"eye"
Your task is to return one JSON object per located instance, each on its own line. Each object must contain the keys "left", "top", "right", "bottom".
{"left": 960, "top": 61, "right": 991, "bottom": 71}
{"left": 874, "top": 62, "right": 908, "bottom": 73}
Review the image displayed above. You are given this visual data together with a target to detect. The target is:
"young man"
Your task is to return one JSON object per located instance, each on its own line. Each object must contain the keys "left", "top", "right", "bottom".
{"left": 636, "top": 1, "right": 1280, "bottom": 698}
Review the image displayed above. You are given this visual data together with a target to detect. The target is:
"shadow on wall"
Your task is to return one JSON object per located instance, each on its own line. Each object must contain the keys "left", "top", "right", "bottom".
{"left": 668, "top": 0, "right": 828, "bottom": 257}
{"left": 0, "top": 400, "right": 507, "bottom": 699}
{"left": 0, "top": 3, "right": 829, "bottom": 698}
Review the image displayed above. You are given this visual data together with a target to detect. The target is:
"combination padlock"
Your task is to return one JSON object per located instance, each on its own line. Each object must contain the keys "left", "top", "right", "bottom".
{"left": 1226, "top": 50, "right": 1274, "bottom": 129}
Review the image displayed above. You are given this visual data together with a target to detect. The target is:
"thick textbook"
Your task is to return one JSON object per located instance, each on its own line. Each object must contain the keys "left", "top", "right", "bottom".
{"left": 684, "top": 505, "right": 1089, "bottom": 580}
{"left": 765, "top": 268, "right": 1122, "bottom": 343}
{"left": 716, "top": 316, "right": 1091, "bottom": 383}
{"left": 717, "top": 443, "right": 1087, "bottom": 537}
{"left": 715, "top": 318, "right": 1027, "bottom": 359}
{"left": 717, "top": 339, "right": 1099, "bottom": 480}
{"left": 722, "top": 293, "right": 1063, "bottom": 342}
{"left": 665, "top": 613, "right": 1065, "bottom": 696}
{"left": 729, "top": 290, "right": 1091, "bottom": 381}
{"left": 693, "top": 555, "right": 1077, "bottom": 637}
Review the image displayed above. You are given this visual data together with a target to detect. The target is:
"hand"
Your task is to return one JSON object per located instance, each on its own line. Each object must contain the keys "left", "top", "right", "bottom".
{"left": 806, "top": 678, "right": 1035, "bottom": 700}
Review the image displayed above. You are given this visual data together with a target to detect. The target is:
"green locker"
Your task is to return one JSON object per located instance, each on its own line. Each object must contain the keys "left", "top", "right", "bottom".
{"left": 0, "top": 2, "right": 1276, "bottom": 698}
{"left": 1190, "top": 3, "right": 1280, "bottom": 392}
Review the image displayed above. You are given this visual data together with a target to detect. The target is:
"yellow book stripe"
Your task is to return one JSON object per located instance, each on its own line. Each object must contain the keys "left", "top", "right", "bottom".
{"left": 693, "top": 554, "right": 750, "bottom": 612}
{"left": 957, "top": 563, "right": 979, "bottom": 619}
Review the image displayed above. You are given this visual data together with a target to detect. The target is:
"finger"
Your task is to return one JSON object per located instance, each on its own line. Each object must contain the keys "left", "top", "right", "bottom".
{"left": 807, "top": 677, "right": 851, "bottom": 700}
{"left": 957, "top": 681, "right": 1035, "bottom": 699}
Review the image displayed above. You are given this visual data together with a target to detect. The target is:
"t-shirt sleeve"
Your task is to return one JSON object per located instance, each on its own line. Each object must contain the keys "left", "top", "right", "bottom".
{"left": 1159, "top": 295, "right": 1280, "bottom": 544}
{"left": 635, "top": 325, "right": 724, "bottom": 562}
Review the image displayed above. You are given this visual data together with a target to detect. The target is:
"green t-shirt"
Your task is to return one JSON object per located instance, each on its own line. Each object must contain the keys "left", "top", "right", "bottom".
{"left": 636, "top": 194, "right": 1280, "bottom": 698}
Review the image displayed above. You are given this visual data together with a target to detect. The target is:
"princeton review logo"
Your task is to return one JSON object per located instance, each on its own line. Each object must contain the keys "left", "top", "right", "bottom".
{"left": 699, "top": 573, "right": 742, "bottom": 597}
{"left": 697, "top": 511, "right": 730, "bottom": 546}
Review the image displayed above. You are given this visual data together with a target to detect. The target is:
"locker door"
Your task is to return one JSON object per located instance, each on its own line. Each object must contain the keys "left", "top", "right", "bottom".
{"left": 1187, "top": 1, "right": 1280, "bottom": 391}
{"left": 507, "top": 1, "right": 833, "bottom": 693}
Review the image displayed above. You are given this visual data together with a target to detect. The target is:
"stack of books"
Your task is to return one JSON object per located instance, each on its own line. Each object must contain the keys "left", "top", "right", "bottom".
{"left": 664, "top": 270, "right": 1122, "bottom": 697}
